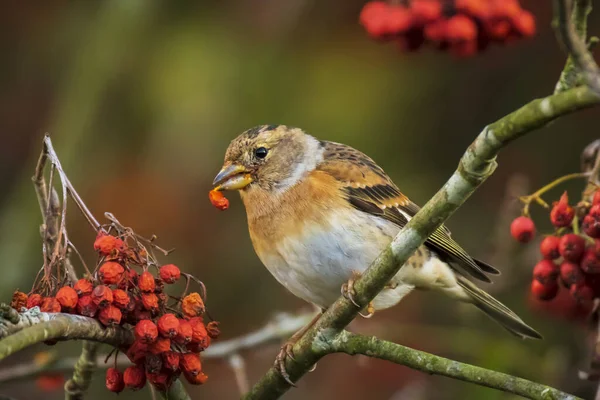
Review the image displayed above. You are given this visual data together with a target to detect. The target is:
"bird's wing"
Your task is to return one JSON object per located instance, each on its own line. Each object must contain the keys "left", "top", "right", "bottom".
{"left": 317, "top": 141, "right": 499, "bottom": 282}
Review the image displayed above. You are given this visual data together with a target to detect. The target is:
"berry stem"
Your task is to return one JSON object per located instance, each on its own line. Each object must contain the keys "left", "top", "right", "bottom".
{"left": 572, "top": 214, "right": 580, "bottom": 235}
{"left": 520, "top": 172, "right": 590, "bottom": 216}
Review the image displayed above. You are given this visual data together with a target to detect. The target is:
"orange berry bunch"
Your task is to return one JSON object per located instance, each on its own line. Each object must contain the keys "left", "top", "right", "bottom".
{"left": 511, "top": 189, "right": 600, "bottom": 311}
{"left": 17, "top": 231, "right": 219, "bottom": 393}
{"left": 359, "top": 0, "right": 536, "bottom": 57}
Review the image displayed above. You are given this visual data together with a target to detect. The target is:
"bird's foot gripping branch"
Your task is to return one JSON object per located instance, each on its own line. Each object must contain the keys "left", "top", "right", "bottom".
{"left": 0, "top": 136, "right": 219, "bottom": 399}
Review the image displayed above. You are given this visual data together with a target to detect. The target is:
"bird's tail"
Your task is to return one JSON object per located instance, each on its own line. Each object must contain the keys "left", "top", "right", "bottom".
{"left": 457, "top": 276, "right": 542, "bottom": 339}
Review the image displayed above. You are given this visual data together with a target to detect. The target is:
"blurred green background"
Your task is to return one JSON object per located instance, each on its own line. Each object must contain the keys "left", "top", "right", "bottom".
{"left": 0, "top": 1, "right": 599, "bottom": 399}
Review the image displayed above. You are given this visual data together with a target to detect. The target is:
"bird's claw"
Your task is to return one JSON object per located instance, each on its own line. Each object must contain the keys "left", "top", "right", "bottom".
{"left": 358, "top": 303, "right": 375, "bottom": 318}
{"left": 342, "top": 272, "right": 376, "bottom": 318}
{"left": 275, "top": 342, "right": 297, "bottom": 387}
{"left": 341, "top": 271, "right": 362, "bottom": 308}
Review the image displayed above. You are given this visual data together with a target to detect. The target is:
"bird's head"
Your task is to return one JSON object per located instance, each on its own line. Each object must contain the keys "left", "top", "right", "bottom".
{"left": 212, "top": 125, "right": 324, "bottom": 193}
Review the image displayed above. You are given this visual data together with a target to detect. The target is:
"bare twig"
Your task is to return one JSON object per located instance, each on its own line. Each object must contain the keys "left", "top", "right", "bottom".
{"left": 229, "top": 353, "right": 250, "bottom": 395}
{"left": 42, "top": 136, "right": 101, "bottom": 231}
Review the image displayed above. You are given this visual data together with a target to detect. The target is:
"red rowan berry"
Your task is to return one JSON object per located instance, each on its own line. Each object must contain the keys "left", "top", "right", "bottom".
{"left": 56, "top": 286, "right": 78, "bottom": 309}
{"left": 359, "top": 2, "right": 390, "bottom": 38}
{"left": 133, "top": 301, "right": 152, "bottom": 321}
{"left": 135, "top": 320, "right": 158, "bottom": 344}
{"left": 185, "top": 371, "right": 208, "bottom": 385}
{"left": 492, "top": 0, "right": 522, "bottom": 19}
{"left": 560, "top": 262, "right": 585, "bottom": 286}
{"left": 126, "top": 340, "right": 148, "bottom": 364}
{"left": 76, "top": 295, "right": 98, "bottom": 317}
{"left": 146, "top": 371, "right": 172, "bottom": 391}
{"left": 410, "top": 0, "right": 441, "bottom": 24}
{"left": 590, "top": 204, "right": 600, "bottom": 218}
{"left": 540, "top": 236, "right": 561, "bottom": 260}
{"left": 581, "top": 249, "right": 600, "bottom": 274}
{"left": 98, "top": 262, "right": 124, "bottom": 285}
{"left": 36, "top": 373, "right": 64, "bottom": 391}
{"left": 112, "top": 289, "right": 130, "bottom": 310}
{"left": 27, "top": 293, "right": 42, "bottom": 309}
{"left": 138, "top": 272, "right": 156, "bottom": 293}
{"left": 550, "top": 192, "right": 575, "bottom": 228}
{"left": 510, "top": 216, "right": 535, "bottom": 243}
{"left": 455, "top": 0, "right": 490, "bottom": 19}
{"left": 10, "top": 291, "right": 27, "bottom": 310}
{"left": 175, "top": 319, "right": 193, "bottom": 344}
{"left": 206, "top": 321, "right": 221, "bottom": 339}
{"left": 424, "top": 19, "right": 448, "bottom": 42}
{"left": 512, "top": 10, "right": 536, "bottom": 38}
{"left": 533, "top": 260, "right": 558, "bottom": 285}
{"left": 40, "top": 297, "right": 61, "bottom": 313}
{"left": 105, "top": 368, "right": 124, "bottom": 393}
{"left": 182, "top": 292, "right": 205, "bottom": 317}
{"left": 74, "top": 279, "right": 93, "bottom": 296}
{"left": 158, "top": 314, "right": 180, "bottom": 338}
{"left": 180, "top": 353, "right": 202, "bottom": 377}
{"left": 570, "top": 283, "right": 594, "bottom": 306}
{"left": 163, "top": 351, "right": 180, "bottom": 372}
{"left": 149, "top": 337, "right": 171, "bottom": 355}
{"left": 446, "top": 15, "right": 477, "bottom": 42}
{"left": 94, "top": 233, "right": 125, "bottom": 257}
{"left": 559, "top": 234, "right": 586, "bottom": 262}
{"left": 141, "top": 293, "right": 159, "bottom": 312}
{"left": 189, "top": 317, "right": 210, "bottom": 350}
{"left": 159, "top": 264, "right": 181, "bottom": 284}
{"left": 531, "top": 279, "right": 559, "bottom": 301}
{"left": 124, "top": 365, "right": 146, "bottom": 390}
{"left": 583, "top": 215, "right": 600, "bottom": 238}
{"left": 98, "top": 305, "right": 122, "bottom": 326}
{"left": 91, "top": 285, "right": 113, "bottom": 308}
{"left": 386, "top": 6, "right": 413, "bottom": 34}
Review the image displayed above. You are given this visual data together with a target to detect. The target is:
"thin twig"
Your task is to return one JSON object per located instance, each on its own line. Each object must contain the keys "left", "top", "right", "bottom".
{"left": 554, "top": 0, "right": 600, "bottom": 96}
{"left": 229, "top": 353, "right": 250, "bottom": 395}
{"left": 331, "top": 331, "right": 581, "bottom": 400}
{"left": 42, "top": 136, "right": 102, "bottom": 231}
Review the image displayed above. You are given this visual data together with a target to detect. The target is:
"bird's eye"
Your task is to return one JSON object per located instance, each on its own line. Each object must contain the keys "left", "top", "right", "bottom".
{"left": 254, "top": 147, "right": 268, "bottom": 159}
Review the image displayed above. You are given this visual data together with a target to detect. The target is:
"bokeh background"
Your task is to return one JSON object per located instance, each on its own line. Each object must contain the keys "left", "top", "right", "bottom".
{"left": 0, "top": 1, "right": 599, "bottom": 399}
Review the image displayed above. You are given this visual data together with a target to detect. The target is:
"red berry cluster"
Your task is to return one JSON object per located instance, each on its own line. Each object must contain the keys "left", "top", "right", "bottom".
{"left": 15, "top": 232, "right": 219, "bottom": 393}
{"left": 511, "top": 190, "right": 600, "bottom": 310}
{"left": 359, "top": 0, "right": 536, "bottom": 57}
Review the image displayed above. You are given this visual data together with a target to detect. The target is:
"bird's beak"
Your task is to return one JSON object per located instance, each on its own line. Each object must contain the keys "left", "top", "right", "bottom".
{"left": 212, "top": 164, "right": 253, "bottom": 191}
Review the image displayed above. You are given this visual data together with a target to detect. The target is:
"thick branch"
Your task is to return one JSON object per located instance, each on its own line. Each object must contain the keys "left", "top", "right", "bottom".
{"left": 331, "top": 331, "right": 580, "bottom": 400}
{"left": 0, "top": 310, "right": 133, "bottom": 361}
{"left": 245, "top": 86, "right": 600, "bottom": 399}
{"left": 554, "top": 0, "right": 600, "bottom": 95}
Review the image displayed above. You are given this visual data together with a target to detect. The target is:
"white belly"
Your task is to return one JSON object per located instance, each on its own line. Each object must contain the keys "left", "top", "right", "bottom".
{"left": 256, "top": 209, "right": 419, "bottom": 310}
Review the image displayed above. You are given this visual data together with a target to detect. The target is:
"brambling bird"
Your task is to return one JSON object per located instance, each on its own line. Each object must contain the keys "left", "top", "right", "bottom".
{"left": 213, "top": 125, "right": 541, "bottom": 381}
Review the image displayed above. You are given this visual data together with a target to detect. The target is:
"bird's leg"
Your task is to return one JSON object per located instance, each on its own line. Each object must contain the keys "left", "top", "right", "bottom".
{"left": 341, "top": 271, "right": 375, "bottom": 318}
{"left": 275, "top": 310, "right": 323, "bottom": 386}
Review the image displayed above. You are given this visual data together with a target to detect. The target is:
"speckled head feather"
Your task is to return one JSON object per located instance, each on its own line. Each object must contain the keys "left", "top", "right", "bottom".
{"left": 223, "top": 125, "right": 325, "bottom": 192}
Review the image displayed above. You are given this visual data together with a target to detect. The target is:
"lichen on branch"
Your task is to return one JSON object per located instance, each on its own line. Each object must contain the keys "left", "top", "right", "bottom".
{"left": 0, "top": 308, "right": 133, "bottom": 361}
